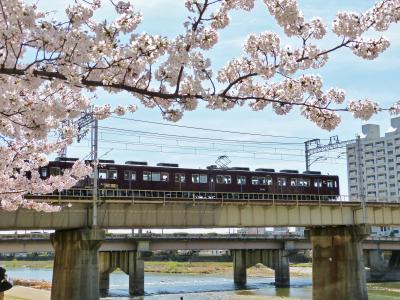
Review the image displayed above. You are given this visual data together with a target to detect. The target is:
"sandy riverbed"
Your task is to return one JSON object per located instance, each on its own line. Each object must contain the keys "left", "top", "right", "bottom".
{"left": 5, "top": 286, "right": 50, "bottom": 300}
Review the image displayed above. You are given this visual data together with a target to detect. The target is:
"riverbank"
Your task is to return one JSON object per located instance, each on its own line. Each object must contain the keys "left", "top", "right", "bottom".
{"left": 4, "top": 286, "right": 50, "bottom": 300}
{"left": 0, "top": 261, "right": 312, "bottom": 277}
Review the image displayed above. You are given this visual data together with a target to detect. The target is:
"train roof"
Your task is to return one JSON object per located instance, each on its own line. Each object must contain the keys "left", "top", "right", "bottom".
{"left": 49, "top": 158, "right": 337, "bottom": 177}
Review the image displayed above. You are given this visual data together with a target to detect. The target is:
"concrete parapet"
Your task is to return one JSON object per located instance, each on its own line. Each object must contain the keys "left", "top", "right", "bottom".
{"left": 50, "top": 228, "right": 105, "bottom": 300}
{"left": 308, "top": 225, "right": 370, "bottom": 300}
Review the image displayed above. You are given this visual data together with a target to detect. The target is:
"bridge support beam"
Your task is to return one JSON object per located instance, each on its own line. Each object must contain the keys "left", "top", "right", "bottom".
{"left": 233, "top": 250, "right": 247, "bottom": 285}
{"left": 129, "top": 251, "right": 144, "bottom": 296}
{"left": 308, "top": 225, "right": 370, "bottom": 300}
{"left": 232, "top": 249, "right": 290, "bottom": 287}
{"left": 50, "top": 228, "right": 105, "bottom": 300}
{"left": 365, "top": 249, "right": 387, "bottom": 281}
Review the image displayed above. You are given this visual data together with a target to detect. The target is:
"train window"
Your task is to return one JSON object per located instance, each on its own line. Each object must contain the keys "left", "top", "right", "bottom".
{"left": 216, "top": 175, "right": 231, "bottom": 184}
{"left": 266, "top": 176, "right": 273, "bottom": 185}
{"left": 124, "top": 171, "right": 136, "bottom": 181}
{"left": 143, "top": 171, "right": 151, "bottom": 181}
{"left": 108, "top": 170, "right": 117, "bottom": 179}
{"left": 237, "top": 176, "right": 246, "bottom": 185}
{"left": 290, "top": 178, "right": 296, "bottom": 186}
{"left": 99, "top": 170, "right": 107, "bottom": 179}
{"left": 327, "top": 180, "right": 334, "bottom": 188}
{"left": 50, "top": 167, "right": 60, "bottom": 176}
{"left": 192, "top": 174, "right": 200, "bottom": 183}
{"left": 152, "top": 172, "right": 161, "bottom": 181}
{"left": 278, "top": 178, "right": 286, "bottom": 186}
{"left": 175, "top": 173, "right": 186, "bottom": 183}
{"left": 304, "top": 179, "right": 310, "bottom": 187}
{"left": 161, "top": 172, "right": 169, "bottom": 182}
{"left": 199, "top": 174, "right": 208, "bottom": 183}
{"left": 41, "top": 168, "right": 48, "bottom": 177}
{"left": 314, "top": 179, "right": 322, "bottom": 187}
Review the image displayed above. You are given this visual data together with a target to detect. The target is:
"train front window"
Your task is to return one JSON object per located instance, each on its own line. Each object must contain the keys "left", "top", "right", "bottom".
{"left": 108, "top": 169, "right": 117, "bottom": 179}
{"left": 278, "top": 178, "right": 286, "bottom": 186}
{"left": 99, "top": 170, "right": 107, "bottom": 179}
{"left": 237, "top": 176, "right": 246, "bottom": 185}
{"left": 192, "top": 174, "right": 200, "bottom": 183}
{"left": 50, "top": 167, "right": 60, "bottom": 176}
{"left": 199, "top": 174, "right": 208, "bottom": 183}
{"left": 175, "top": 173, "right": 185, "bottom": 183}
{"left": 152, "top": 172, "right": 161, "bottom": 181}
{"left": 161, "top": 172, "right": 169, "bottom": 182}
{"left": 143, "top": 171, "right": 151, "bottom": 181}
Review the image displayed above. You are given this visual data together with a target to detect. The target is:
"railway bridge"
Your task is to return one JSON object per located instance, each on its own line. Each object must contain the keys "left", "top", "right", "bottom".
{"left": 1, "top": 190, "right": 400, "bottom": 300}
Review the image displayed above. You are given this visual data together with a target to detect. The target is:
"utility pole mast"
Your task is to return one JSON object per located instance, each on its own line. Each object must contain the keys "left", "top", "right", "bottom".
{"left": 304, "top": 136, "right": 356, "bottom": 171}
{"left": 91, "top": 118, "right": 98, "bottom": 227}
{"left": 76, "top": 108, "right": 98, "bottom": 227}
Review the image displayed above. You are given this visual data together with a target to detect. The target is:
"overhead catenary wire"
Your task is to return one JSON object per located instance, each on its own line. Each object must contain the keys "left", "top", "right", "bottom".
{"left": 112, "top": 116, "right": 331, "bottom": 141}
{"left": 99, "top": 126, "right": 305, "bottom": 146}
{"left": 68, "top": 143, "right": 347, "bottom": 165}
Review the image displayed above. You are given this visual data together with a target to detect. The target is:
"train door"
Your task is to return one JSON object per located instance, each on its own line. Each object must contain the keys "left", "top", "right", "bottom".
{"left": 209, "top": 176, "right": 215, "bottom": 192}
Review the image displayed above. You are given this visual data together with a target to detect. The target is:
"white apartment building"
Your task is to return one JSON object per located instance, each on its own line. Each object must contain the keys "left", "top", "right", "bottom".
{"left": 347, "top": 117, "right": 400, "bottom": 202}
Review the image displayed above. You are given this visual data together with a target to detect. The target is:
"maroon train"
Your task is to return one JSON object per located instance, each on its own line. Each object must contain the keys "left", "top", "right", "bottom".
{"left": 40, "top": 157, "right": 340, "bottom": 199}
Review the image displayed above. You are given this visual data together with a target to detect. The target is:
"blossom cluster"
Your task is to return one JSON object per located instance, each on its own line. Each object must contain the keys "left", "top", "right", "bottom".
{"left": 1, "top": 0, "right": 400, "bottom": 211}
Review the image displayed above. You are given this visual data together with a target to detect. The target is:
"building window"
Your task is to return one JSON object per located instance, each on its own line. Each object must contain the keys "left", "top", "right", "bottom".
{"left": 161, "top": 172, "right": 169, "bottom": 182}
{"left": 143, "top": 171, "right": 151, "bottom": 181}
{"left": 199, "top": 174, "right": 208, "bottom": 183}
{"left": 237, "top": 176, "right": 246, "bottom": 185}
{"left": 124, "top": 170, "right": 136, "bottom": 181}
{"left": 151, "top": 172, "right": 161, "bottom": 181}
{"left": 175, "top": 173, "right": 186, "bottom": 183}
{"left": 108, "top": 169, "right": 117, "bottom": 179}
{"left": 99, "top": 170, "right": 108, "bottom": 179}
{"left": 50, "top": 167, "right": 60, "bottom": 176}
{"left": 278, "top": 177, "right": 286, "bottom": 186}
{"left": 216, "top": 175, "right": 231, "bottom": 184}
{"left": 192, "top": 174, "right": 200, "bottom": 183}
{"left": 314, "top": 179, "right": 322, "bottom": 188}
{"left": 41, "top": 168, "right": 48, "bottom": 177}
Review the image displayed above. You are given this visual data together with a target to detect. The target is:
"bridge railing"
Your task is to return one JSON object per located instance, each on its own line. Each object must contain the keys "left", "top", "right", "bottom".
{"left": 24, "top": 188, "right": 355, "bottom": 204}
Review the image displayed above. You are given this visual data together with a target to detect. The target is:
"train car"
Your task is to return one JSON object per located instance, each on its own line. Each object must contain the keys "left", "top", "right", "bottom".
{"left": 40, "top": 158, "right": 340, "bottom": 199}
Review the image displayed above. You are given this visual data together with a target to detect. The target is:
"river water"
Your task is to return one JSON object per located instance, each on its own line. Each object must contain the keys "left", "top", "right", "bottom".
{"left": 5, "top": 268, "right": 400, "bottom": 299}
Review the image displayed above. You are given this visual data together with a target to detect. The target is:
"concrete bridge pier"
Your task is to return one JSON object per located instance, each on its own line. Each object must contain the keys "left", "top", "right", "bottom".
{"left": 308, "top": 225, "right": 370, "bottom": 300}
{"left": 233, "top": 249, "right": 247, "bottom": 285}
{"left": 50, "top": 228, "right": 105, "bottom": 300}
{"left": 273, "top": 249, "right": 290, "bottom": 287}
{"left": 129, "top": 251, "right": 144, "bottom": 296}
{"left": 232, "top": 249, "right": 290, "bottom": 287}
